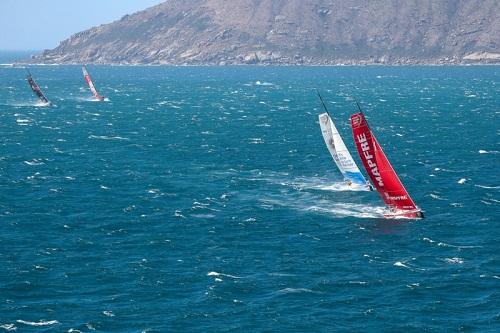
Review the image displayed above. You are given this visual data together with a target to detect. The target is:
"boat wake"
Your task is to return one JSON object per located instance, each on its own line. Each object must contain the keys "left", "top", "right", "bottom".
{"left": 260, "top": 194, "right": 385, "bottom": 219}
{"left": 283, "top": 177, "right": 372, "bottom": 192}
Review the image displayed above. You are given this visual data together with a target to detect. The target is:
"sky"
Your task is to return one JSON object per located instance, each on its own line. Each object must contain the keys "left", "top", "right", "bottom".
{"left": 0, "top": 0, "right": 165, "bottom": 50}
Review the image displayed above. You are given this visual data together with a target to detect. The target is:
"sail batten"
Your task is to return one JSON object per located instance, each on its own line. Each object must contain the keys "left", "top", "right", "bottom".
{"left": 319, "top": 112, "right": 371, "bottom": 190}
{"left": 82, "top": 65, "right": 104, "bottom": 101}
{"left": 350, "top": 112, "right": 423, "bottom": 218}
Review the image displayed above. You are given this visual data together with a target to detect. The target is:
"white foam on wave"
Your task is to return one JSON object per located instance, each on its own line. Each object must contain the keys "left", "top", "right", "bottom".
{"left": 475, "top": 185, "right": 500, "bottom": 189}
{"left": 280, "top": 176, "right": 372, "bottom": 193}
{"left": 423, "top": 237, "right": 481, "bottom": 249}
{"left": 34, "top": 101, "right": 51, "bottom": 107}
{"left": 277, "top": 288, "right": 319, "bottom": 294}
{"left": 430, "top": 193, "right": 447, "bottom": 200}
{"left": 255, "top": 81, "right": 274, "bottom": 86}
{"left": 305, "top": 203, "right": 385, "bottom": 219}
{"left": 0, "top": 324, "right": 16, "bottom": 331}
{"left": 16, "top": 119, "right": 32, "bottom": 126}
{"left": 207, "top": 271, "right": 241, "bottom": 279}
{"left": 394, "top": 261, "right": 410, "bottom": 269}
{"left": 262, "top": 194, "right": 385, "bottom": 219}
{"left": 17, "top": 320, "right": 59, "bottom": 327}
{"left": 24, "top": 159, "right": 44, "bottom": 166}
{"left": 479, "top": 150, "right": 499, "bottom": 154}
{"left": 102, "top": 311, "right": 114, "bottom": 317}
{"left": 458, "top": 178, "right": 467, "bottom": 184}
{"left": 444, "top": 257, "right": 464, "bottom": 264}
{"left": 88, "top": 135, "right": 130, "bottom": 141}
{"left": 173, "top": 210, "right": 186, "bottom": 219}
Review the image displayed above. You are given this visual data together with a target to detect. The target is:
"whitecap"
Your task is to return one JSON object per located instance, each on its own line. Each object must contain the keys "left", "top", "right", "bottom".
{"left": 394, "top": 261, "right": 410, "bottom": 269}
{"left": 348, "top": 281, "right": 367, "bottom": 285}
{"left": 16, "top": 119, "right": 31, "bottom": 125}
{"left": 88, "top": 135, "right": 130, "bottom": 141}
{"left": 444, "top": 257, "right": 464, "bottom": 264}
{"left": 430, "top": 193, "right": 447, "bottom": 200}
{"left": 17, "top": 320, "right": 59, "bottom": 327}
{"left": 475, "top": 185, "right": 500, "bottom": 189}
{"left": 102, "top": 311, "right": 115, "bottom": 317}
{"left": 173, "top": 210, "right": 186, "bottom": 219}
{"left": 277, "top": 288, "right": 319, "bottom": 294}
{"left": 24, "top": 159, "right": 44, "bottom": 166}
{"left": 0, "top": 324, "right": 16, "bottom": 331}
{"left": 255, "top": 81, "right": 274, "bottom": 86}
{"left": 207, "top": 271, "right": 241, "bottom": 279}
{"left": 458, "top": 178, "right": 467, "bottom": 184}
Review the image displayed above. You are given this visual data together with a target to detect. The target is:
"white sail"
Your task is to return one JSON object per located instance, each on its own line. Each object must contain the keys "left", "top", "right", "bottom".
{"left": 319, "top": 112, "right": 371, "bottom": 189}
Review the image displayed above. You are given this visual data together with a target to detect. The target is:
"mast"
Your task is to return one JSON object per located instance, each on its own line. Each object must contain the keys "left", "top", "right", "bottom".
{"left": 316, "top": 90, "right": 331, "bottom": 117}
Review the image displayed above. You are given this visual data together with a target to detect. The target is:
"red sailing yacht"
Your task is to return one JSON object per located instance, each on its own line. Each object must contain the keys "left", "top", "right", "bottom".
{"left": 350, "top": 112, "right": 424, "bottom": 219}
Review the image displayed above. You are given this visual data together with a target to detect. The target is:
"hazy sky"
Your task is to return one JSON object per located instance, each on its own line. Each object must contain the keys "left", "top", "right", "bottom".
{"left": 0, "top": 0, "right": 165, "bottom": 50}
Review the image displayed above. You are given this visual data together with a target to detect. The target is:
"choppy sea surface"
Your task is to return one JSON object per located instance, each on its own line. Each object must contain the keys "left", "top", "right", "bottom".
{"left": 0, "top": 58, "right": 499, "bottom": 331}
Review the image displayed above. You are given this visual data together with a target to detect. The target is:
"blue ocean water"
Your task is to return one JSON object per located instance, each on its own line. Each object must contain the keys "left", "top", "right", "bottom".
{"left": 0, "top": 61, "right": 499, "bottom": 332}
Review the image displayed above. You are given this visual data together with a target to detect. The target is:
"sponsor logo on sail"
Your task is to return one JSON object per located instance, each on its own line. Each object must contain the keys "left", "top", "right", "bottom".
{"left": 357, "top": 133, "right": 384, "bottom": 187}
{"left": 384, "top": 193, "right": 408, "bottom": 201}
{"left": 352, "top": 115, "right": 361, "bottom": 127}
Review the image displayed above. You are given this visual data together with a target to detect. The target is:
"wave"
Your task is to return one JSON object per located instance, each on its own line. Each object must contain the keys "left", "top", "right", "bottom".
{"left": 276, "top": 288, "right": 320, "bottom": 294}
{"left": 207, "top": 271, "right": 242, "bottom": 279}
{"left": 0, "top": 324, "right": 16, "bottom": 331}
{"left": 444, "top": 257, "right": 464, "bottom": 264}
{"left": 422, "top": 237, "right": 482, "bottom": 249}
{"left": 475, "top": 185, "right": 500, "bottom": 189}
{"left": 269, "top": 175, "right": 372, "bottom": 192}
{"left": 24, "top": 159, "right": 45, "bottom": 166}
{"left": 88, "top": 135, "right": 130, "bottom": 141}
{"left": 262, "top": 195, "right": 385, "bottom": 219}
{"left": 255, "top": 81, "right": 274, "bottom": 86}
{"left": 16, "top": 320, "right": 59, "bottom": 327}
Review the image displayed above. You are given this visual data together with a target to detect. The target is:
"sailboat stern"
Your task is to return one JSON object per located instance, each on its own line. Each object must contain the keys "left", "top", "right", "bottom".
{"left": 383, "top": 208, "right": 424, "bottom": 219}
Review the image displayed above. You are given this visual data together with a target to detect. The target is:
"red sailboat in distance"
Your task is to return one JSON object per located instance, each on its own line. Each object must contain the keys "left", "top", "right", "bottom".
{"left": 350, "top": 104, "right": 424, "bottom": 219}
{"left": 82, "top": 65, "right": 104, "bottom": 101}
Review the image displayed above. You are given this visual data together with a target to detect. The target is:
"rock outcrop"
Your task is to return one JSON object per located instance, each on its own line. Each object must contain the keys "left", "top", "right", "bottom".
{"left": 33, "top": 0, "right": 500, "bottom": 65}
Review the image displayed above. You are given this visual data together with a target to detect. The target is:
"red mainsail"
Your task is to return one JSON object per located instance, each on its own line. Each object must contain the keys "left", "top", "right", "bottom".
{"left": 350, "top": 112, "right": 422, "bottom": 218}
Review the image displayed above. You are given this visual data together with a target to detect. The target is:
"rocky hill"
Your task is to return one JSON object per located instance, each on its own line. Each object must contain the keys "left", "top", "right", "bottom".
{"left": 33, "top": 0, "right": 500, "bottom": 65}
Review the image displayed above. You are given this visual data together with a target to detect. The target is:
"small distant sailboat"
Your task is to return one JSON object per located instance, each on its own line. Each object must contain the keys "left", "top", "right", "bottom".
{"left": 317, "top": 91, "right": 373, "bottom": 191}
{"left": 350, "top": 104, "right": 424, "bottom": 219}
{"left": 82, "top": 65, "right": 104, "bottom": 101}
{"left": 26, "top": 70, "right": 51, "bottom": 106}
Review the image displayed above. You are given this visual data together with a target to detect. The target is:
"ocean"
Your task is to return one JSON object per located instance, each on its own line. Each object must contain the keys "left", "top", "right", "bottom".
{"left": 0, "top": 59, "right": 499, "bottom": 331}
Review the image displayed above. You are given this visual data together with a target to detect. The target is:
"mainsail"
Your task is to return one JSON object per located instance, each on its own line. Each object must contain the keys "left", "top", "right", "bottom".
{"left": 317, "top": 92, "right": 372, "bottom": 190}
{"left": 26, "top": 71, "right": 50, "bottom": 105}
{"left": 350, "top": 112, "right": 423, "bottom": 218}
{"left": 82, "top": 65, "right": 104, "bottom": 101}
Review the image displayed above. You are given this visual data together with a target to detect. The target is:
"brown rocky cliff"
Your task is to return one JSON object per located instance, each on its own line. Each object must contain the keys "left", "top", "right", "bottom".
{"left": 34, "top": 0, "right": 500, "bottom": 64}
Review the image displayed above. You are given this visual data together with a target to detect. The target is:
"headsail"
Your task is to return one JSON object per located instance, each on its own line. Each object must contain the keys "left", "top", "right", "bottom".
{"left": 82, "top": 65, "right": 104, "bottom": 101}
{"left": 350, "top": 112, "right": 423, "bottom": 219}
{"left": 26, "top": 71, "right": 50, "bottom": 105}
{"left": 317, "top": 92, "right": 372, "bottom": 190}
